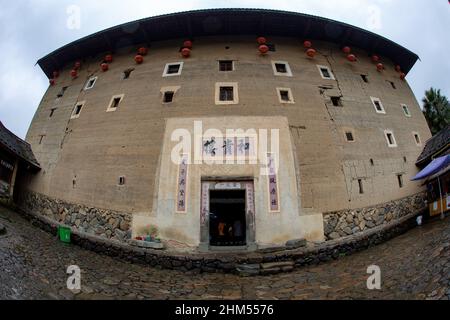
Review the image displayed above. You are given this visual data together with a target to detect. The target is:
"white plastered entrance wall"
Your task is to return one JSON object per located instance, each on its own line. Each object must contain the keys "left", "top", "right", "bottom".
{"left": 132, "top": 116, "right": 324, "bottom": 250}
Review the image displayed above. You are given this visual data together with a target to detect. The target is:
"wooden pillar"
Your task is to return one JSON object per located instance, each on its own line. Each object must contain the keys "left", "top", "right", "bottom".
{"left": 9, "top": 159, "right": 18, "bottom": 199}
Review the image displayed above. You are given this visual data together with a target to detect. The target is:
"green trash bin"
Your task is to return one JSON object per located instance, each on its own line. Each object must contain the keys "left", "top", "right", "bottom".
{"left": 58, "top": 226, "right": 71, "bottom": 244}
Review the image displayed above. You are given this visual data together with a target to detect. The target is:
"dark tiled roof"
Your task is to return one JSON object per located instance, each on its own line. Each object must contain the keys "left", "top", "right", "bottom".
{"left": 37, "top": 8, "right": 419, "bottom": 79}
{"left": 416, "top": 124, "right": 450, "bottom": 166}
{"left": 0, "top": 121, "right": 40, "bottom": 169}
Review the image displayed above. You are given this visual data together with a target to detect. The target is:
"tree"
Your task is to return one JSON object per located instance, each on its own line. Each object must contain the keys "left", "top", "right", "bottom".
{"left": 422, "top": 88, "right": 450, "bottom": 135}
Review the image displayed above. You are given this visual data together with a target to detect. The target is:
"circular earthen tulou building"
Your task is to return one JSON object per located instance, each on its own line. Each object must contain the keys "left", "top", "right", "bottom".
{"left": 18, "top": 9, "right": 431, "bottom": 252}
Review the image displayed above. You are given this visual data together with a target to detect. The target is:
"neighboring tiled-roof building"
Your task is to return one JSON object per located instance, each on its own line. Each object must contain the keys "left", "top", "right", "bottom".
{"left": 0, "top": 121, "right": 40, "bottom": 169}
{"left": 416, "top": 124, "right": 450, "bottom": 166}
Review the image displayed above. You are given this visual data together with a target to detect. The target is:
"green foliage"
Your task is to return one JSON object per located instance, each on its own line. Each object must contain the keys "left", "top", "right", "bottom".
{"left": 422, "top": 88, "right": 450, "bottom": 135}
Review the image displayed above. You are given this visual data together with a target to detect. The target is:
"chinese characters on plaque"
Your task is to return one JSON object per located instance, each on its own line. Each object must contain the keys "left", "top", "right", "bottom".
{"left": 200, "top": 182, "right": 210, "bottom": 225}
{"left": 202, "top": 136, "right": 256, "bottom": 161}
{"left": 176, "top": 154, "right": 189, "bottom": 213}
{"left": 267, "top": 153, "right": 280, "bottom": 212}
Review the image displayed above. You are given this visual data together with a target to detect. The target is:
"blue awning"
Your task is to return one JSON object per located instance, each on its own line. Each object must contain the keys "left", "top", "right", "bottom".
{"left": 411, "top": 155, "right": 450, "bottom": 181}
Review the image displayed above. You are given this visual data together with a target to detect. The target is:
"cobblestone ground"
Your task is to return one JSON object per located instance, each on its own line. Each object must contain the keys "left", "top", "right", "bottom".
{"left": 0, "top": 206, "right": 448, "bottom": 300}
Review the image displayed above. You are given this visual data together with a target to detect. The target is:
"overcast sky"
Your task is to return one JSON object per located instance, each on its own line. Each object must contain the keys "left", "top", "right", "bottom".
{"left": 0, "top": 0, "right": 449, "bottom": 139}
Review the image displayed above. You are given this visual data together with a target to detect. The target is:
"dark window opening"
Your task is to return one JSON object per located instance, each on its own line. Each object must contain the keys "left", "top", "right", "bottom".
{"left": 414, "top": 134, "right": 421, "bottom": 144}
{"left": 358, "top": 179, "right": 364, "bottom": 194}
{"left": 331, "top": 96, "right": 343, "bottom": 107}
{"left": 220, "top": 87, "right": 234, "bottom": 101}
{"left": 74, "top": 104, "right": 83, "bottom": 115}
{"left": 49, "top": 108, "right": 56, "bottom": 118}
{"left": 321, "top": 68, "right": 331, "bottom": 78}
{"left": 275, "top": 63, "right": 287, "bottom": 73}
{"left": 361, "top": 74, "right": 369, "bottom": 83}
{"left": 397, "top": 174, "right": 404, "bottom": 188}
{"left": 123, "top": 68, "right": 134, "bottom": 79}
{"left": 163, "top": 91, "right": 175, "bottom": 103}
{"left": 39, "top": 135, "right": 45, "bottom": 144}
{"left": 219, "top": 60, "right": 233, "bottom": 72}
{"left": 280, "top": 90, "right": 290, "bottom": 102}
{"left": 118, "top": 176, "right": 126, "bottom": 186}
{"left": 389, "top": 81, "right": 396, "bottom": 89}
{"left": 86, "top": 78, "right": 96, "bottom": 89}
{"left": 403, "top": 156, "right": 407, "bottom": 163}
{"left": 111, "top": 97, "right": 121, "bottom": 109}
{"left": 403, "top": 106, "right": 410, "bottom": 116}
{"left": 374, "top": 100, "right": 383, "bottom": 111}
{"left": 57, "top": 86, "right": 68, "bottom": 98}
{"left": 386, "top": 133, "right": 394, "bottom": 145}
{"left": 370, "top": 159, "right": 375, "bottom": 166}
{"left": 167, "top": 64, "right": 181, "bottom": 74}
{"left": 209, "top": 190, "right": 246, "bottom": 247}
{"left": 345, "top": 131, "right": 354, "bottom": 142}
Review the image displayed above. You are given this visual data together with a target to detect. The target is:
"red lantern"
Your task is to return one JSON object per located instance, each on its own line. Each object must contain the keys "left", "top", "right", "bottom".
{"left": 183, "top": 40, "right": 193, "bottom": 49}
{"left": 49, "top": 79, "right": 56, "bottom": 86}
{"left": 138, "top": 47, "right": 148, "bottom": 56}
{"left": 134, "top": 55, "right": 144, "bottom": 64}
{"left": 376, "top": 63, "right": 384, "bottom": 72}
{"left": 101, "top": 63, "right": 109, "bottom": 72}
{"left": 74, "top": 61, "right": 81, "bottom": 70}
{"left": 395, "top": 65, "right": 402, "bottom": 72}
{"left": 52, "top": 71, "right": 59, "bottom": 78}
{"left": 306, "top": 48, "right": 317, "bottom": 58}
{"left": 259, "top": 44, "right": 269, "bottom": 55}
{"left": 400, "top": 73, "right": 406, "bottom": 80}
{"left": 105, "top": 54, "right": 113, "bottom": 63}
{"left": 181, "top": 47, "right": 191, "bottom": 58}
{"left": 371, "top": 55, "right": 380, "bottom": 63}
{"left": 342, "top": 46, "right": 351, "bottom": 54}
{"left": 70, "top": 69, "right": 78, "bottom": 78}
{"left": 303, "top": 40, "right": 312, "bottom": 48}
{"left": 347, "top": 54, "right": 357, "bottom": 62}
{"left": 257, "top": 37, "right": 267, "bottom": 45}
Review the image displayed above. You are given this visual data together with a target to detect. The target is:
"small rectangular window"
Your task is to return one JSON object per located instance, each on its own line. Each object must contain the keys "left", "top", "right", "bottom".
{"left": 345, "top": 131, "right": 354, "bottom": 142}
{"left": 275, "top": 63, "right": 287, "bottom": 74}
{"left": 277, "top": 88, "right": 294, "bottom": 104}
{"left": 122, "top": 68, "right": 134, "bottom": 80}
{"left": 71, "top": 101, "right": 85, "bottom": 119}
{"left": 84, "top": 77, "right": 97, "bottom": 90}
{"left": 371, "top": 97, "right": 386, "bottom": 114}
{"left": 413, "top": 133, "right": 421, "bottom": 145}
{"left": 220, "top": 87, "right": 234, "bottom": 101}
{"left": 384, "top": 130, "right": 397, "bottom": 147}
{"left": 107, "top": 95, "right": 124, "bottom": 112}
{"left": 397, "top": 174, "right": 404, "bottom": 188}
{"left": 272, "top": 61, "right": 292, "bottom": 77}
{"left": 163, "top": 91, "right": 175, "bottom": 103}
{"left": 370, "top": 159, "right": 374, "bottom": 166}
{"left": 39, "top": 135, "right": 45, "bottom": 145}
{"left": 49, "top": 108, "right": 56, "bottom": 118}
{"left": 361, "top": 74, "right": 368, "bottom": 83}
{"left": 280, "top": 91, "right": 290, "bottom": 102}
{"left": 219, "top": 60, "right": 233, "bottom": 72}
{"left": 118, "top": 176, "right": 126, "bottom": 186}
{"left": 388, "top": 81, "right": 396, "bottom": 89}
{"left": 163, "top": 62, "right": 184, "bottom": 77}
{"left": 358, "top": 179, "right": 364, "bottom": 194}
{"left": 331, "top": 96, "right": 342, "bottom": 107}
{"left": 317, "top": 65, "right": 335, "bottom": 80}
{"left": 402, "top": 104, "right": 411, "bottom": 117}
{"left": 57, "top": 86, "right": 68, "bottom": 98}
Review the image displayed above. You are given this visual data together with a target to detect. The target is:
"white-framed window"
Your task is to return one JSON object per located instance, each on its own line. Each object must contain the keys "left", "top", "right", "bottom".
{"left": 106, "top": 94, "right": 124, "bottom": 112}
{"left": 163, "top": 62, "right": 184, "bottom": 77}
{"left": 384, "top": 129, "right": 397, "bottom": 148}
{"left": 215, "top": 82, "right": 239, "bottom": 105}
{"left": 317, "top": 65, "right": 335, "bottom": 80}
{"left": 412, "top": 132, "right": 422, "bottom": 146}
{"left": 84, "top": 76, "right": 98, "bottom": 90}
{"left": 271, "top": 61, "right": 292, "bottom": 77}
{"left": 219, "top": 60, "right": 234, "bottom": 72}
{"left": 402, "top": 104, "right": 411, "bottom": 117}
{"left": 371, "top": 97, "right": 386, "bottom": 114}
{"left": 71, "top": 101, "right": 85, "bottom": 119}
{"left": 276, "top": 87, "right": 295, "bottom": 104}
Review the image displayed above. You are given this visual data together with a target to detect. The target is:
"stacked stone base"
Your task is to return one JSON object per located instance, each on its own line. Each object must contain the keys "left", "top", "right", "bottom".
{"left": 16, "top": 191, "right": 428, "bottom": 275}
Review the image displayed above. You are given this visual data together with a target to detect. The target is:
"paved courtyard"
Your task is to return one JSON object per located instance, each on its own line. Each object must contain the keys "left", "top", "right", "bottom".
{"left": 0, "top": 205, "right": 448, "bottom": 300}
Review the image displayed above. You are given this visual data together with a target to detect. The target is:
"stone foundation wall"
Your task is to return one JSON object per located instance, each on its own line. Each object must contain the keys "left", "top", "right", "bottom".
{"left": 20, "top": 191, "right": 132, "bottom": 242}
{"left": 323, "top": 192, "right": 427, "bottom": 241}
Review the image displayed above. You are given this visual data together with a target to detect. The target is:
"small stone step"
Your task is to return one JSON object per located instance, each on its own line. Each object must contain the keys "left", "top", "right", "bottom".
{"left": 260, "top": 261, "right": 294, "bottom": 270}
